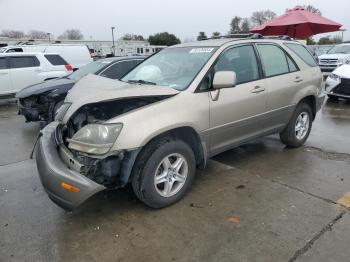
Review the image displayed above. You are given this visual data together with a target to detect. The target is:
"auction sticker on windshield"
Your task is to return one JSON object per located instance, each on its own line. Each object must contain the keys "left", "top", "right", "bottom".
{"left": 190, "top": 48, "right": 215, "bottom": 54}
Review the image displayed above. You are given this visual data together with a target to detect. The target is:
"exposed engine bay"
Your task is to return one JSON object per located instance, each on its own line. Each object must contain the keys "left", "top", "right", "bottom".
{"left": 66, "top": 97, "right": 167, "bottom": 139}
{"left": 57, "top": 96, "right": 172, "bottom": 187}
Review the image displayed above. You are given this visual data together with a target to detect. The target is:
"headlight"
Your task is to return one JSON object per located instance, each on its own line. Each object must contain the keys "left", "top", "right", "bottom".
{"left": 55, "top": 102, "right": 71, "bottom": 121}
{"left": 68, "top": 123, "right": 123, "bottom": 155}
{"left": 338, "top": 58, "right": 350, "bottom": 65}
{"left": 328, "top": 73, "right": 340, "bottom": 81}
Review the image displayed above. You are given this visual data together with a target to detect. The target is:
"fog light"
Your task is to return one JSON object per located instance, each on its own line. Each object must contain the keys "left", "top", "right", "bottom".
{"left": 61, "top": 182, "right": 80, "bottom": 193}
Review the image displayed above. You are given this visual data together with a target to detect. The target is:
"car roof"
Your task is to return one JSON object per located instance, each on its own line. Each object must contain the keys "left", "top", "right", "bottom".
{"left": 172, "top": 38, "right": 300, "bottom": 48}
{"left": 0, "top": 52, "right": 60, "bottom": 57}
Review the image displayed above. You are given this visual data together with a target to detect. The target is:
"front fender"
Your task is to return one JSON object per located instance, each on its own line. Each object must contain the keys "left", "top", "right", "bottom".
{"left": 108, "top": 91, "right": 210, "bottom": 151}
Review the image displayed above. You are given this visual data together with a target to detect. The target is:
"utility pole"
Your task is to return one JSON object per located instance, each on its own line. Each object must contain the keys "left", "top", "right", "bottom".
{"left": 111, "top": 26, "right": 115, "bottom": 56}
{"left": 340, "top": 29, "right": 346, "bottom": 43}
{"left": 47, "top": 32, "right": 51, "bottom": 43}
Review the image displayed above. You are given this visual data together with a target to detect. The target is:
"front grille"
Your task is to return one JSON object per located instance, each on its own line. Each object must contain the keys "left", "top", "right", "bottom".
{"left": 333, "top": 78, "right": 350, "bottom": 96}
{"left": 320, "top": 67, "right": 336, "bottom": 72}
{"left": 319, "top": 59, "right": 338, "bottom": 64}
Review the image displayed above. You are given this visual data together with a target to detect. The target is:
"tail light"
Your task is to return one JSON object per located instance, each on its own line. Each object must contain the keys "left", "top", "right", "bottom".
{"left": 65, "top": 64, "right": 73, "bottom": 72}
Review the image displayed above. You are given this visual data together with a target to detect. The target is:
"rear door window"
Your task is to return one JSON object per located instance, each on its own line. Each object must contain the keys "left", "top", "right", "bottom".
{"left": 100, "top": 60, "right": 143, "bottom": 79}
{"left": 257, "top": 44, "right": 290, "bottom": 77}
{"left": 9, "top": 56, "right": 40, "bottom": 69}
{"left": 44, "top": 54, "right": 68, "bottom": 65}
{"left": 0, "top": 57, "right": 8, "bottom": 69}
{"left": 284, "top": 43, "right": 318, "bottom": 67}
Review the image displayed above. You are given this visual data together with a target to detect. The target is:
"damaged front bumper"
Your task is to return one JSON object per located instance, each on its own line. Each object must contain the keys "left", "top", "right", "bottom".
{"left": 325, "top": 77, "right": 350, "bottom": 99}
{"left": 17, "top": 98, "right": 49, "bottom": 122}
{"left": 36, "top": 122, "right": 106, "bottom": 210}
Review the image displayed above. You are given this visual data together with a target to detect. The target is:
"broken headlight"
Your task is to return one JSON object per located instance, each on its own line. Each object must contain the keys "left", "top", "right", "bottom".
{"left": 67, "top": 123, "right": 123, "bottom": 155}
{"left": 328, "top": 73, "right": 340, "bottom": 81}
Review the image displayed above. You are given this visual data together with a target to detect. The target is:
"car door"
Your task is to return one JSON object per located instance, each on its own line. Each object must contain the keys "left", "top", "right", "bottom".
{"left": 99, "top": 59, "right": 143, "bottom": 79}
{"left": 255, "top": 43, "right": 302, "bottom": 129}
{"left": 0, "top": 57, "right": 12, "bottom": 95}
{"left": 203, "top": 44, "right": 268, "bottom": 155}
{"left": 9, "top": 56, "right": 41, "bottom": 93}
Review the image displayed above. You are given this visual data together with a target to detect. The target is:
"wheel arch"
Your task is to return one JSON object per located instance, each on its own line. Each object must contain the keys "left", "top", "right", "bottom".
{"left": 298, "top": 95, "right": 316, "bottom": 120}
{"left": 141, "top": 126, "right": 207, "bottom": 169}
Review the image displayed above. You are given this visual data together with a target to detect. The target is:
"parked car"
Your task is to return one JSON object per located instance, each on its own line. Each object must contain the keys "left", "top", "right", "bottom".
{"left": 318, "top": 43, "right": 350, "bottom": 74}
{"left": 36, "top": 37, "right": 324, "bottom": 210}
{"left": 16, "top": 56, "right": 145, "bottom": 123}
{"left": 325, "top": 64, "right": 350, "bottom": 100}
{"left": 0, "top": 52, "right": 72, "bottom": 98}
{"left": 0, "top": 44, "right": 93, "bottom": 70}
{"left": 307, "top": 45, "right": 334, "bottom": 57}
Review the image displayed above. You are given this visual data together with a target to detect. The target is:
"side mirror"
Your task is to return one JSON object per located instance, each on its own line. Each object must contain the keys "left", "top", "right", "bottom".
{"left": 212, "top": 71, "right": 237, "bottom": 89}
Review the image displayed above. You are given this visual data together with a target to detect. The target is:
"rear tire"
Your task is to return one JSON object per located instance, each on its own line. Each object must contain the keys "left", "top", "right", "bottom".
{"left": 279, "top": 102, "right": 312, "bottom": 148}
{"left": 131, "top": 137, "right": 196, "bottom": 208}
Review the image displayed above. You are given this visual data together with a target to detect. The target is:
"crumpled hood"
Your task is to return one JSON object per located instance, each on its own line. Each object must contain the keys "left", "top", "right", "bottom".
{"left": 63, "top": 74, "right": 180, "bottom": 122}
{"left": 318, "top": 53, "right": 350, "bottom": 60}
{"left": 332, "top": 64, "right": 350, "bottom": 78}
{"left": 16, "top": 77, "right": 75, "bottom": 98}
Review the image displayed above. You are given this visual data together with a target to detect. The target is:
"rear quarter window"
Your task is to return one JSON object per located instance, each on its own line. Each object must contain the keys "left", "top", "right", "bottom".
{"left": 9, "top": 56, "right": 40, "bottom": 69}
{"left": 284, "top": 43, "right": 317, "bottom": 67}
{"left": 44, "top": 54, "right": 68, "bottom": 65}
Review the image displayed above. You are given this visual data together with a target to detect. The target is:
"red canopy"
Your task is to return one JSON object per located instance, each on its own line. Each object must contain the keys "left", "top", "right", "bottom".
{"left": 251, "top": 6, "right": 342, "bottom": 38}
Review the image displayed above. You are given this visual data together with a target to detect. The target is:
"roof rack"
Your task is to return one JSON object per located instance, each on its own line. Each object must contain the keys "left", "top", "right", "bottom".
{"left": 201, "top": 33, "right": 294, "bottom": 41}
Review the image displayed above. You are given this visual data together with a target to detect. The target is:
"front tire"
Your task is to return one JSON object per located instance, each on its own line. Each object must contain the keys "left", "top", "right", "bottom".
{"left": 131, "top": 137, "right": 196, "bottom": 208}
{"left": 279, "top": 103, "right": 312, "bottom": 148}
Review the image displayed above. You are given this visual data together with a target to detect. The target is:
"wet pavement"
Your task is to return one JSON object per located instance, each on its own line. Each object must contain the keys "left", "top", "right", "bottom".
{"left": 0, "top": 98, "right": 350, "bottom": 262}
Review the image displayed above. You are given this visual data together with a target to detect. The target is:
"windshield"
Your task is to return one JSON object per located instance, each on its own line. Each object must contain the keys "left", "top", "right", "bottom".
{"left": 121, "top": 46, "right": 217, "bottom": 90}
{"left": 327, "top": 45, "right": 350, "bottom": 54}
{"left": 68, "top": 60, "right": 111, "bottom": 80}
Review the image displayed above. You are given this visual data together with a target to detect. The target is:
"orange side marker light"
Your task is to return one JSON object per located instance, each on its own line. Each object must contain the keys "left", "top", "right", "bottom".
{"left": 61, "top": 182, "right": 80, "bottom": 193}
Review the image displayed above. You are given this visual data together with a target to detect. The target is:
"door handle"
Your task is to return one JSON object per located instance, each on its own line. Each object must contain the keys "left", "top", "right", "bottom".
{"left": 251, "top": 86, "right": 265, "bottom": 94}
{"left": 294, "top": 76, "right": 303, "bottom": 83}
{"left": 0, "top": 72, "right": 8, "bottom": 75}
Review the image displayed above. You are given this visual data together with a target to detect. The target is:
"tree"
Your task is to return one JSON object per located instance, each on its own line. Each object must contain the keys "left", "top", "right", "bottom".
{"left": 241, "top": 18, "right": 251, "bottom": 33}
{"left": 197, "top": 32, "right": 207, "bottom": 41}
{"left": 212, "top": 32, "right": 221, "bottom": 38}
{"left": 122, "top": 34, "right": 144, "bottom": 41}
{"left": 148, "top": 32, "right": 181, "bottom": 46}
{"left": 0, "top": 29, "right": 25, "bottom": 39}
{"left": 251, "top": 10, "right": 276, "bottom": 26}
{"left": 303, "top": 5, "right": 321, "bottom": 15}
{"left": 58, "top": 29, "right": 83, "bottom": 40}
{"left": 331, "top": 35, "right": 342, "bottom": 44}
{"left": 306, "top": 37, "right": 316, "bottom": 45}
{"left": 27, "top": 30, "right": 48, "bottom": 39}
{"left": 318, "top": 37, "right": 333, "bottom": 45}
{"left": 229, "top": 16, "right": 242, "bottom": 33}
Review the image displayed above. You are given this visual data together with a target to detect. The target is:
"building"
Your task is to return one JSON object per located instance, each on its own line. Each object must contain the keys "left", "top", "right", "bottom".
{"left": 0, "top": 37, "right": 166, "bottom": 57}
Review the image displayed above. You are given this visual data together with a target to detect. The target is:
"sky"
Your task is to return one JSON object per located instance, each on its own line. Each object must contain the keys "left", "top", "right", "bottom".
{"left": 0, "top": 0, "right": 348, "bottom": 42}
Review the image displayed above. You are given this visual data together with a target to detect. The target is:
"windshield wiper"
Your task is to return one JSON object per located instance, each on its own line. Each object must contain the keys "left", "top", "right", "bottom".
{"left": 127, "top": 79, "right": 157, "bottom": 85}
